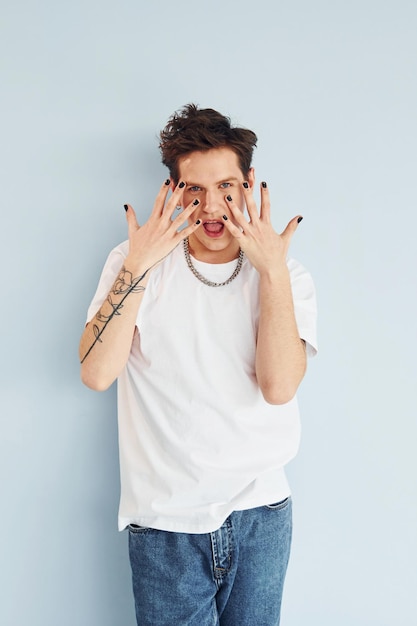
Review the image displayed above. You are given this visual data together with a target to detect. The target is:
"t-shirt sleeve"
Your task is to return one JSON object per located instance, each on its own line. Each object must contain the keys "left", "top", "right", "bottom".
{"left": 86, "top": 241, "right": 129, "bottom": 324}
{"left": 287, "top": 257, "right": 318, "bottom": 358}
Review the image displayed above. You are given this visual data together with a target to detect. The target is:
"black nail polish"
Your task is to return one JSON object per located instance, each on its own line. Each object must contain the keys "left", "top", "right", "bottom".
{"left": 164, "top": 179, "right": 170, "bottom": 185}
{"left": 193, "top": 199, "right": 199, "bottom": 206}
{"left": 243, "top": 182, "right": 249, "bottom": 189}
{"left": 297, "top": 216, "right": 303, "bottom": 223}
{"left": 124, "top": 204, "right": 128, "bottom": 211}
{"left": 195, "top": 219, "right": 201, "bottom": 225}
{"left": 179, "top": 181, "right": 185, "bottom": 189}
{"left": 261, "top": 181, "right": 267, "bottom": 188}
{"left": 226, "top": 195, "right": 232, "bottom": 202}
{"left": 222, "top": 215, "right": 228, "bottom": 221}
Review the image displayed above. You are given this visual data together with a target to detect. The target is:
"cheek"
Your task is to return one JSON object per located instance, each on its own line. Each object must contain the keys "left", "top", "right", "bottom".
{"left": 182, "top": 192, "right": 192, "bottom": 206}
{"left": 183, "top": 191, "right": 204, "bottom": 206}
{"left": 237, "top": 189, "right": 246, "bottom": 210}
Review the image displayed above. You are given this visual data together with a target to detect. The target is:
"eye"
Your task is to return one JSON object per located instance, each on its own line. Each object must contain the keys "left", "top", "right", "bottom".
{"left": 219, "top": 182, "right": 231, "bottom": 189}
{"left": 188, "top": 185, "right": 202, "bottom": 192}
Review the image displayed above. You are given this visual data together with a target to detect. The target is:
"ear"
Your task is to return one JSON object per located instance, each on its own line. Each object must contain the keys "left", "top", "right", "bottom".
{"left": 170, "top": 178, "right": 176, "bottom": 192}
{"left": 247, "top": 168, "right": 255, "bottom": 188}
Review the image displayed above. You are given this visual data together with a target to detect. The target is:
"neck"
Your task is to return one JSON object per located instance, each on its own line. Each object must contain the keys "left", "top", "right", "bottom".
{"left": 187, "top": 235, "right": 240, "bottom": 264}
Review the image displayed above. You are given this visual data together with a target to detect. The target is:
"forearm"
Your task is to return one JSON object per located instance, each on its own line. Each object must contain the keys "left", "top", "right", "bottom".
{"left": 79, "top": 259, "right": 150, "bottom": 391}
{"left": 79, "top": 181, "right": 204, "bottom": 391}
{"left": 255, "top": 265, "right": 306, "bottom": 404}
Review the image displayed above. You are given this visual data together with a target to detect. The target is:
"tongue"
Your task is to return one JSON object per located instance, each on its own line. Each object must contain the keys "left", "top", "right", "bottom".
{"left": 204, "top": 222, "right": 223, "bottom": 233}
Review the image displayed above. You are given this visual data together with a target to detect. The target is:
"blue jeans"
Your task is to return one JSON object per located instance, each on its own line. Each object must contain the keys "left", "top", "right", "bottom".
{"left": 128, "top": 497, "right": 292, "bottom": 625}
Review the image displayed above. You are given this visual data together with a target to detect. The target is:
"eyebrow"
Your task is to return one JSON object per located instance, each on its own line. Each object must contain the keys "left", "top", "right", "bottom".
{"left": 187, "top": 176, "right": 240, "bottom": 187}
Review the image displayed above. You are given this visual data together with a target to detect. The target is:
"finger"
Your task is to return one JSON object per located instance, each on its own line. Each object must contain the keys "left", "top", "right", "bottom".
{"left": 221, "top": 213, "right": 244, "bottom": 239}
{"left": 224, "top": 194, "right": 250, "bottom": 231}
{"left": 175, "top": 216, "right": 203, "bottom": 242}
{"left": 171, "top": 197, "right": 203, "bottom": 241}
{"left": 124, "top": 204, "right": 141, "bottom": 237}
{"left": 162, "top": 180, "right": 186, "bottom": 219}
{"left": 171, "top": 198, "right": 200, "bottom": 230}
{"left": 259, "top": 181, "right": 271, "bottom": 222}
{"left": 150, "top": 179, "right": 172, "bottom": 217}
{"left": 280, "top": 215, "right": 303, "bottom": 241}
{"left": 241, "top": 182, "right": 260, "bottom": 223}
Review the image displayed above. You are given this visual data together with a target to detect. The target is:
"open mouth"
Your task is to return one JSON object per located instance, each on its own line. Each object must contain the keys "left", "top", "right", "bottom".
{"left": 203, "top": 221, "right": 224, "bottom": 237}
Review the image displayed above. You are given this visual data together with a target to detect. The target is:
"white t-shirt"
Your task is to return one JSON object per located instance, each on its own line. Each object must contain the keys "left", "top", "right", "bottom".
{"left": 87, "top": 241, "right": 317, "bottom": 533}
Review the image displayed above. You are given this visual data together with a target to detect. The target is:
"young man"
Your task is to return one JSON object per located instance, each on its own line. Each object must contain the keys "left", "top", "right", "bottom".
{"left": 79, "top": 104, "right": 317, "bottom": 625}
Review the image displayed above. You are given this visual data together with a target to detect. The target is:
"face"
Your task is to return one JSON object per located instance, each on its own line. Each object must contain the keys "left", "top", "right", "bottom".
{"left": 176, "top": 147, "right": 254, "bottom": 263}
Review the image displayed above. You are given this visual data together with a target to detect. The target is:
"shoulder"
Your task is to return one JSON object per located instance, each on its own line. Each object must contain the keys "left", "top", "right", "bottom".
{"left": 98, "top": 240, "right": 129, "bottom": 275}
{"left": 287, "top": 256, "right": 315, "bottom": 287}
{"left": 286, "top": 257, "right": 316, "bottom": 306}
{"left": 287, "top": 256, "right": 311, "bottom": 278}
{"left": 107, "top": 239, "right": 129, "bottom": 261}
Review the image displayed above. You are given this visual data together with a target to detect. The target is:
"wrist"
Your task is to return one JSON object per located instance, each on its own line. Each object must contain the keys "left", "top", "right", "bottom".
{"left": 258, "top": 262, "right": 290, "bottom": 283}
{"left": 124, "top": 254, "right": 153, "bottom": 280}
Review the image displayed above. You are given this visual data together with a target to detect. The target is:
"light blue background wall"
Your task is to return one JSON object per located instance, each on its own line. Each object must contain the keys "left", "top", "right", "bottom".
{"left": 1, "top": 1, "right": 416, "bottom": 624}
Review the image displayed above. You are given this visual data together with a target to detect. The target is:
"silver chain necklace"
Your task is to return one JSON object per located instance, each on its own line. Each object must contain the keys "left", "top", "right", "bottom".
{"left": 183, "top": 238, "right": 244, "bottom": 287}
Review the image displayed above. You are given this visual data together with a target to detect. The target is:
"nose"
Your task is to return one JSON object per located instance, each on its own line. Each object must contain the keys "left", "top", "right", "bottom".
{"left": 202, "top": 190, "right": 223, "bottom": 214}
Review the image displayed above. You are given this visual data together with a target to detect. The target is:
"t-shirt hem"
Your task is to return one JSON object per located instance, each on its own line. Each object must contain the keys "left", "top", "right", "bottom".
{"left": 118, "top": 489, "right": 292, "bottom": 534}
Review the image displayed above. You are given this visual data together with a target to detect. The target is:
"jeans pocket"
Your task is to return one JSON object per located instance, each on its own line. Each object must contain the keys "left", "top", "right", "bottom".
{"left": 264, "top": 496, "right": 291, "bottom": 510}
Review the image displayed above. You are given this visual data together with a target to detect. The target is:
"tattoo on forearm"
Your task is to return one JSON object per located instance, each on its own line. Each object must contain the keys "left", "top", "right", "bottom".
{"left": 80, "top": 266, "right": 148, "bottom": 363}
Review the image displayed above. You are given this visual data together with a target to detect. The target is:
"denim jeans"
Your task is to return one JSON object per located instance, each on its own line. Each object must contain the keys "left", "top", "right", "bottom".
{"left": 128, "top": 497, "right": 292, "bottom": 626}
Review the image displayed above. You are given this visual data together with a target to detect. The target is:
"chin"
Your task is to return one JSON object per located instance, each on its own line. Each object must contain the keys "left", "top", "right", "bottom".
{"left": 189, "top": 231, "right": 238, "bottom": 262}
{"left": 203, "top": 238, "right": 231, "bottom": 251}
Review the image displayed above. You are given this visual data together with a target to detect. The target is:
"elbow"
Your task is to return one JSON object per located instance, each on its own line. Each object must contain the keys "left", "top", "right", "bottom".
{"left": 80, "top": 366, "right": 114, "bottom": 392}
{"left": 258, "top": 369, "right": 306, "bottom": 405}
{"left": 260, "top": 382, "right": 298, "bottom": 405}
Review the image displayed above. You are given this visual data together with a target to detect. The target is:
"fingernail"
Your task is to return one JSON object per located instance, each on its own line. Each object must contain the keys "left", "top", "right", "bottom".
{"left": 243, "top": 182, "right": 249, "bottom": 189}
{"left": 164, "top": 179, "right": 170, "bottom": 185}
{"left": 179, "top": 181, "right": 185, "bottom": 189}
{"left": 297, "top": 216, "right": 303, "bottom": 223}
{"left": 195, "top": 219, "right": 201, "bottom": 225}
{"left": 193, "top": 199, "right": 199, "bottom": 206}
{"left": 226, "top": 195, "right": 232, "bottom": 202}
{"left": 261, "top": 181, "right": 267, "bottom": 188}
{"left": 124, "top": 204, "right": 128, "bottom": 211}
{"left": 222, "top": 215, "right": 228, "bottom": 221}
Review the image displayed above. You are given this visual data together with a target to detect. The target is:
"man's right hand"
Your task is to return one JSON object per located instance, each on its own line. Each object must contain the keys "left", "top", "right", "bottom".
{"left": 79, "top": 179, "right": 201, "bottom": 390}
{"left": 124, "top": 179, "right": 201, "bottom": 276}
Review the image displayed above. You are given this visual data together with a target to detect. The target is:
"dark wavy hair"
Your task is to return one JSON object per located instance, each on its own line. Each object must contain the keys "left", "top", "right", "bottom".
{"left": 159, "top": 104, "right": 257, "bottom": 183}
